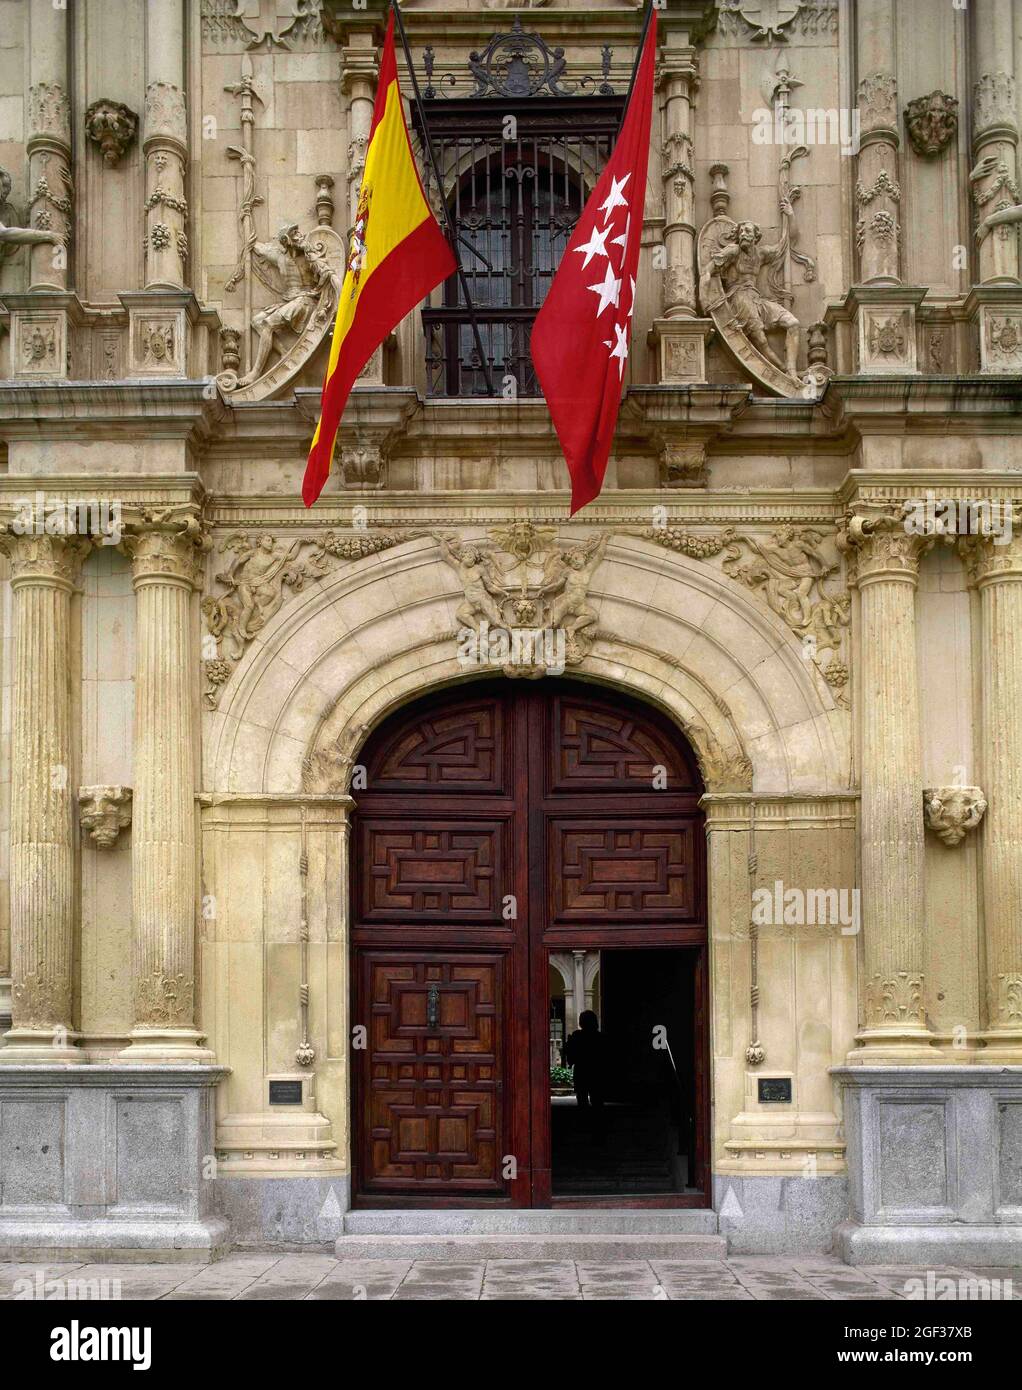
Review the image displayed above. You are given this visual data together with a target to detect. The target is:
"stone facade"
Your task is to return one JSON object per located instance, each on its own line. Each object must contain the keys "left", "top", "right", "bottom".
{"left": 0, "top": 0, "right": 1020, "bottom": 1262}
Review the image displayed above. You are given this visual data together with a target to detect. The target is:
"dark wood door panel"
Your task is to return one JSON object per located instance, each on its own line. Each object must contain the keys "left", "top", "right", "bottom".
{"left": 363, "top": 697, "right": 509, "bottom": 794}
{"left": 358, "top": 952, "right": 507, "bottom": 1195}
{"left": 547, "top": 693, "right": 702, "bottom": 794}
{"left": 548, "top": 818, "right": 699, "bottom": 923}
{"left": 357, "top": 818, "right": 511, "bottom": 924}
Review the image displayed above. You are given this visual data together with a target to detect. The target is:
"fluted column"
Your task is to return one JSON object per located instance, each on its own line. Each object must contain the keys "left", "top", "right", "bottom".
{"left": 0, "top": 530, "right": 87, "bottom": 1060}
{"left": 143, "top": 0, "right": 188, "bottom": 289}
{"left": 27, "top": 0, "right": 72, "bottom": 290}
{"left": 121, "top": 517, "right": 211, "bottom": 1061}
{"left": 842, "top": 512, "right": 936, "bottom": 1059}
{"left": 854, "top": 0, "right": 902, "bottom": 286}
{"left": 963, "top": 523, "right": 1022, "bottom": 1057}
{"left": 659, "top": 39, "right": 698, "bottom": 318}
{"left": 970, "top": 0, "right": 1020, "bottom": 285}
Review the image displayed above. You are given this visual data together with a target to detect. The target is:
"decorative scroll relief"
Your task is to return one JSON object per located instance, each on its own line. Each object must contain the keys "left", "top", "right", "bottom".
{"left": 923, "top": 787, "right": 986, "bottom": 847}
{"left": 641, "top": 523, "right": 850, "bottom": 706}
{"left": 201, "top": 0, "right": 324, "bottom": 51}
{"left": 435, "top": 521, "right": 608, "bottom": 679}
{"left": 201, "top": 530, "right": 413, "bottom": 707}
{"left": 716, "top": 0, "right": 838, "bottom": 41}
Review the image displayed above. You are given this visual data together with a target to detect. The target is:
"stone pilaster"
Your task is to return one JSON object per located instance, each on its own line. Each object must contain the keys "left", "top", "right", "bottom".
{"left": 962, "top": 522, "right": 1022, "bottom": 1057}
{"left": 659, "top": 38, "right": 698, "bottom": 319}
{"left": 340, "top": 33, "right": 383, "bottom": 385}
{"left": 970, "top": 1, "right": 1021, "bottom": 286}
{"left": 121, "top": 516, "right": 211, "bottom": 1061}
{"left": 855, "top": 1, "right": 901, "bottom": 286}
{"left": 0, "top": 529, "right": 88, "bottom": 1060}
{"left": 27, "top": 0, "right": 71, "bottom": 291}
{"left": 143, "top": 0, "right": 188, "bottom": 290}
{"left": 840, "top": 511, "right": 937, "bottom": 1059}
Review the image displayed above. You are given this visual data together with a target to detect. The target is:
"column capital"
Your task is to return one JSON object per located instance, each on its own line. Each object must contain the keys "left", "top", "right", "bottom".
{"left": 959, "top": 520, "right": 1022, "bottom": 586}
{"left": 122, "top": 508, "right": 210, "bottom": 588}
{"left": 0, "top": 527, "right": 90, "bottom": 588}
{"left": 837, "top": 506, "right": 933, "bottom": 586}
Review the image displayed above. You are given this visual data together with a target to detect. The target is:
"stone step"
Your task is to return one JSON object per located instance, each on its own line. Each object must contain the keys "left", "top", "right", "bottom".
{"left": 343, "top": 1207, "right": 717, "bottom": 1235}
{"left": 334, "top": 1232, "right": 727, "bottom": 1261}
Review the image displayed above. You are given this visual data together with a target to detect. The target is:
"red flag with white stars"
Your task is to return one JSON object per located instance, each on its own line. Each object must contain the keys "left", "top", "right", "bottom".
{"left": 531, "top": 10, "right": 657, "bottom": 515}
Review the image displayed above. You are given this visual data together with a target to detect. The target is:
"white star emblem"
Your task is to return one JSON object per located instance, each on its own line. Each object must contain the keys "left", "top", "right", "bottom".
{"left": 599, "top": 173, "right": 631, "bottom": 225}
{"left": 610, "top": 214, "right": 631, "bottom": 256}
{"left": 603, "top": 322, "right": 630, "bottom": 378}
{"left": 626, "top": 277, "right": 636, "bottom": 320}
{"left": 573, "top": 224, "right": 611, "bottom": 270}
{"left": 587, "top": 262, "right": 621, "bottom": 318}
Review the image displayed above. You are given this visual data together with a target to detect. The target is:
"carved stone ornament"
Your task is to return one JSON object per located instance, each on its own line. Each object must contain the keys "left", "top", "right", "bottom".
{"left": 201, "top": 0, "right": 324, "bottom": 51}
{"left": 28, "top": 81, "right": 71, "bottom": 143}
{"left": 643, "top": 523, "right": 850, "bottom": 706}
{"left": 78, "top": 785, "right": 133, "bottom": 848}
{"left": 202, "top": 530, "right": 414, "bottom": 706}
{"left": 904, "top": 91, "right": 959, "bottom": 158}
{"left": 658, "top": 441, "right": 707, "bottom": 489}
{"left": 973, "top": 72, "right": 1018, "bottom": 137}
{"left": 697, "top": 159, "right": 818, "bottom": 398}
{"left": 143, "top": 81, "right": 187, "bottom": 145}
{"left": 865, "top": 971, "right": 924, "bottom": 1028}
{"left": 435, "top": 522, "right": 608, "bottom": 678}
{"left": 923, "top": 786, "right": 987, "bottom": 846}
{"left": 716, "top": 1, "right": 802, "bottom": 42}
{"left": 84, "top": 100, "right": 138, "bottom": 166}
{"left": 135, "top": 970, "right": 194, "bottom": 1027}
{"left": 857, "top": 72, "right": 898, "bottom": 132}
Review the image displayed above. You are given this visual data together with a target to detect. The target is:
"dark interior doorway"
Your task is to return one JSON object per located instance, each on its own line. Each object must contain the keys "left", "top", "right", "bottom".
{"left": 551, "top": 948, "right": 700, "bottom": 1198}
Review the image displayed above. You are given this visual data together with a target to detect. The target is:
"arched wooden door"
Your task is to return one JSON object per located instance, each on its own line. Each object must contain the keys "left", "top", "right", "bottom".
{"left": 351, "top": 679, "right": 708, "bottom": 1208}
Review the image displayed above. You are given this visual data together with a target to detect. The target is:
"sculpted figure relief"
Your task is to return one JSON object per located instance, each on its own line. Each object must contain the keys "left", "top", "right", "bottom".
{"left": 230, "top": 223, "right": 342, "bottom": 389}
{"left": 697, "top": 161, "right": 815, "bottom": 397}
{"left": 710, "top": 216, "right": 800, "bottom": 377}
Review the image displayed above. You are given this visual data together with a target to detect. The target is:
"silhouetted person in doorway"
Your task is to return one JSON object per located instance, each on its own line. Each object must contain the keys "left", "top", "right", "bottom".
{"left": 564, "top": 1010, "right": 607, "bottom": 1136}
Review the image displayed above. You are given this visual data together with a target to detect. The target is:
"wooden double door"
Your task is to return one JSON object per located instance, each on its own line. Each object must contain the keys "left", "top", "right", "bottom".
{"left": 351, "top": 679, "right": 708, "bottom": 1207}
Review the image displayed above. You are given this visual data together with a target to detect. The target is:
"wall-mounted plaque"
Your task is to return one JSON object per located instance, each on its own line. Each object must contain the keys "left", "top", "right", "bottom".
{"left": 758, "top": 1077, "right": 793, "bottom": 1104}
{"left": 269, "top": 1080, "right": 303, "bottom": 1105}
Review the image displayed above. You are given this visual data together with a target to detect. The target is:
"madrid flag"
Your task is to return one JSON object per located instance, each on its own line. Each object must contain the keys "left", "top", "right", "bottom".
{"left": 304, "top": 10, "right": 455, "bottom": 506}
{"left": 531, "top": 10, "right": 657, "bottom": 514}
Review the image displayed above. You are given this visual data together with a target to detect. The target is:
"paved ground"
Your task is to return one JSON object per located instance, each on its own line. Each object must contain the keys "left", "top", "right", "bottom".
{"left": 2, "top": 1254, "right": 1019, "bottom": 1300}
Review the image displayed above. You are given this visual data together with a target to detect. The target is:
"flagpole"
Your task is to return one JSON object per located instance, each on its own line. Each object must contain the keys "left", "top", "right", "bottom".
{"left": 617, "top": 0, "right": 656, "bottom": 137}
{"left": 391, "top": 0, "right": 497, "bottom": 397}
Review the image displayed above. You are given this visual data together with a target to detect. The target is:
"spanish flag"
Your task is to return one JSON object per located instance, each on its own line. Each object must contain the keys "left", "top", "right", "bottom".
{"left": 303, "top": 9, "right": 455, "bottom": 506}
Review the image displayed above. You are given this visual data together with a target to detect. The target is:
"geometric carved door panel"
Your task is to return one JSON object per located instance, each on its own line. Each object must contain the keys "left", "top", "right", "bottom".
{"left": 357, "top": 953, "right": 505, "bottom": 1195}
{"left": 351, "top": 678, "right": 707, "bottom": 1207}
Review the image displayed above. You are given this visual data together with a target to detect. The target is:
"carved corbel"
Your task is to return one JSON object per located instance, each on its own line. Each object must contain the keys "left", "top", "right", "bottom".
{"left": 923, "top": 786, "right": 987, "bottom": 847}
{"left": 84, "top": 100, "right": 138, "bottom": 166}
{"left": 78, "top": 785, "right": 133, "bottom": 847}
{"left": 657, "top": 439, "right": 707, "bottom": 489}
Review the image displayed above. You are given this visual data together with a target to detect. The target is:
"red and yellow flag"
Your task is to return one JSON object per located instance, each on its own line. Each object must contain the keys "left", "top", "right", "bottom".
{"left": 303, "top": 10, "right": 455, "bottom": 506}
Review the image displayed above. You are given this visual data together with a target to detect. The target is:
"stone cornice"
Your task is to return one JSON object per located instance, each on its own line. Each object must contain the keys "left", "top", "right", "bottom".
{"left": 0, "top": 383, "right": 226, "bottom": 443}
{"left": 840, "top": 471, "right": 1022, "bottom": 508}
